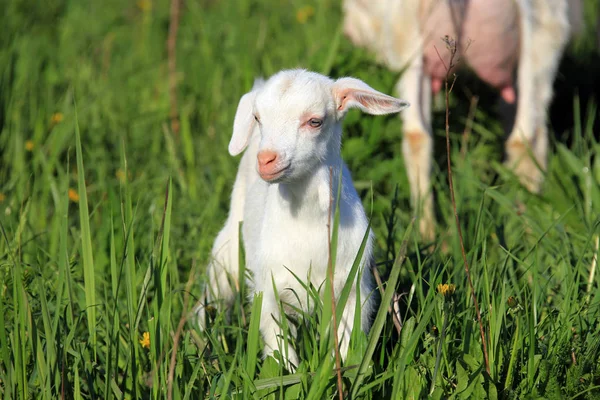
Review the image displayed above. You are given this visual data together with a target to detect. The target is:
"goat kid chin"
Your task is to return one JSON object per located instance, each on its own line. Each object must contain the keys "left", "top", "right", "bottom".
{"left": 199, "top": 69, "right": 409, "bottom": 371}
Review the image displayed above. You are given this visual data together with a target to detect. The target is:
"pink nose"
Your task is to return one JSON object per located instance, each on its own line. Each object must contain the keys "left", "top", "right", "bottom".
{"left": 257, "top": 150, "right": 279, "bottom": 176}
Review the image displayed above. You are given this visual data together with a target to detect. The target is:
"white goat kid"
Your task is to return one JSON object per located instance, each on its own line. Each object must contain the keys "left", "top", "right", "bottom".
{"left": 200, "top": 69, "right": 409, "bottom": 369}
{"left": 343, "top": 0, "right": 582, "bottom": 240}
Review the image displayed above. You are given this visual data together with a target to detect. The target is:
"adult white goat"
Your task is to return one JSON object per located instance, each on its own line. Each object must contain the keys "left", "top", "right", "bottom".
{"left": 343, "top": 0, "right": 583, "bottom": 240}
{"left": 198, "top": 69, "right": 408, "bottom": 369}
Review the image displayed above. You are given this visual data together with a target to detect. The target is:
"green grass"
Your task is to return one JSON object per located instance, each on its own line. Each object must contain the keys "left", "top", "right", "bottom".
{"left": 1, "top": 0, "right": 600, "bottom": 398}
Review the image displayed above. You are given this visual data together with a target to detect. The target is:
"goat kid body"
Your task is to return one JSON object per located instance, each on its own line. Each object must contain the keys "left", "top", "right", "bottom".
{"left": 201, "top": 70, "right": 408, "bottom": 370}
{"left": 243, "top": 141, "right": 374, "bottom": 367}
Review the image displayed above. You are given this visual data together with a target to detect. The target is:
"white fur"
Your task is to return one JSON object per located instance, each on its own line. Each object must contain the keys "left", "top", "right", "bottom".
{"left": 199, "top": 70, "right": 409, "bottom": 370}
{"left": 343, "top": 0, "right": 582, "bottom": 240}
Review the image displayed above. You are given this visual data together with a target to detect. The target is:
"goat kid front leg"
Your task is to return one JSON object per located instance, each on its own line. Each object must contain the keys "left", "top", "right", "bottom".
{"left": 336, "top": 285, "right": 360, "bottom": 361}
{"left": 260, "top": 291, "right": 300, "bottom": 372}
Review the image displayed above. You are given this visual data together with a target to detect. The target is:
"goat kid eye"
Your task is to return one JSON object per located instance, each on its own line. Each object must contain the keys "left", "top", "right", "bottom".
{"left": 307, "top": 118, "right": 323, "bottom": 128}
{"left": 254, "top": 115, "right": 260, "bottom": 123}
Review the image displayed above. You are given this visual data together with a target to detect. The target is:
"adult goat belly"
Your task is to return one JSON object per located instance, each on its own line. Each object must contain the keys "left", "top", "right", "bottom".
{"left": 420, "top": 0, "right": 520, "bottom": 91}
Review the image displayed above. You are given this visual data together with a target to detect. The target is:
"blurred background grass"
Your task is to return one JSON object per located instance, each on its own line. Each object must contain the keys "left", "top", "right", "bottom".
{"left": 0, "top": 0, "right": 600, "bottom": 398}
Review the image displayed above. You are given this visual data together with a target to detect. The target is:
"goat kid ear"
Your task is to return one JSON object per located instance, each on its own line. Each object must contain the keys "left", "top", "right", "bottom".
{"left": 229, "top": 90, "right": 257, "bottom": 156}
{"left": 332, "top": 77, "right": 409, "bottom": 117}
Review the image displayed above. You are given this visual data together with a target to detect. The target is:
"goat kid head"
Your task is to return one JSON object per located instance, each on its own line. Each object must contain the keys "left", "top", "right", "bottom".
{"left": 228, "top": 69, "right": 409, "bottom": 183}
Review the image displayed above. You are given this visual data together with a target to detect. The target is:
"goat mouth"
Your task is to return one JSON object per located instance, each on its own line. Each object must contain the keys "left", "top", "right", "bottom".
{"left": 259, "top": 164, "right": 291, "bottom": 182}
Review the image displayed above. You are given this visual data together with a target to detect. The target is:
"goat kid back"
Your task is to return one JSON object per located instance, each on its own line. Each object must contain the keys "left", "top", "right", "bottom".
{"left": 199, "top": 69, "right": 409, "bottom": 370}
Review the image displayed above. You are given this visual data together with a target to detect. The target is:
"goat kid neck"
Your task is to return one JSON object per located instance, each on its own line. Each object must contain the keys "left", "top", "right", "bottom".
{"left": 273, "top": 160, "right": 343, "bottom": 221}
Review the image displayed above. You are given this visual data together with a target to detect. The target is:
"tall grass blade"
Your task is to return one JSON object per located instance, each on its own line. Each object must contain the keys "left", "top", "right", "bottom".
{"left": 335, "top": 220, "right": 371, "bottom": 326}
{"left": 350, "top": 218, "right": 415, "bottom": 398}
{"left": 74, "top": 104, "right": 97, "bottom": 355}
{"left": 245, "top": 292, "right": 263, "bottom": 393}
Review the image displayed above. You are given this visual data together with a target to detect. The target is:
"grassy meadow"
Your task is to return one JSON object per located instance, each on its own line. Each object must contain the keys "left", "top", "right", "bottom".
{"left": 1, "top": 0, "right": 600, "bottom": 398}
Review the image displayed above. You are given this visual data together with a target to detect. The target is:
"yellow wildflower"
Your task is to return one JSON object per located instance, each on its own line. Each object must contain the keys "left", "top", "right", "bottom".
{"left": 296, "top": 5, "right": 315, "bottom": 24}
{"left": 140, "top": 331, "right": 150, "bottom": 348}
{"left": 437, "top": 283, "right": 456, "bottom": 297}
{"left": 51, "top": 113, "right": 64, "bottom": 124}
{"left": 137, "top": 0, "right": 152, "bottom": 11}
{"left": 116, "top": 169, "right": 126, "bottom": 183}
{"left": 25, "top": 140, "right": 34, "bottom": 151}
{"left": 68, "top": 188, "right": 80, "bottom": 203}
{"left": 0, "top": 193, "right": 5, "bottom": 202}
